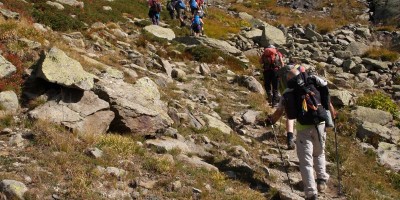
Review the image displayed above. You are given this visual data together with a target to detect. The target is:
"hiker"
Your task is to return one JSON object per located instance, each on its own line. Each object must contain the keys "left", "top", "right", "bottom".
{"left": 148, "top": 0, "right": 162, "bottom": 25}
{"left": 266, "top": 68, "right": 337, "bottom": 200}
{"left": 260, "top": 45, "right": 284, "bottom": 107}
{"left": 175, "top": 0, "right": 187, "bottom": 26}
{"left": 167, "top": 0, "right": 177, "bottom": 19}
{"left": 281, "top": 64, "right": 336, "bottom": 150}
{"left": 191, "top": 11, "right": 204, "bottom": 37}
{"left": 189, "top": 0, "right": 199, "bottom": 16}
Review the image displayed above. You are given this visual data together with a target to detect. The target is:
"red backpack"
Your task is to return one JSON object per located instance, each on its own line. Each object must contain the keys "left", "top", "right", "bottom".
{"left": 262, "top": 48, "right": 283, "bottom": 71}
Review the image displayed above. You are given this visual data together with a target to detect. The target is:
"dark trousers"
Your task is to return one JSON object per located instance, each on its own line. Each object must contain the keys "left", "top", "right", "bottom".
{"left": 264, "top": 69, "right": 279, "bottom": 102}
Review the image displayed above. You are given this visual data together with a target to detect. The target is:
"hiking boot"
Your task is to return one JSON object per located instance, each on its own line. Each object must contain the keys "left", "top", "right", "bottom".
{"left": 286, "top": 132, "right": 295, "bottom": 150}
{"left": 316, "top": 179, "right": 327, "bottom": 193}
{"left": 305, "top": 195, "right": 317, "bottom": 200}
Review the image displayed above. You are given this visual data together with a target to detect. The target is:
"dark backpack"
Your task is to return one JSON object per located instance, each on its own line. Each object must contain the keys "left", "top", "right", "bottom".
{"left": 176, "top": 0, "right": 186, "bottom": 9}
{"left": 287, "top": 73, "right": 328, "bottom": 125}
{"left": 155, "top": 2, "right": 162, "bottom": 12}
{"left": 167, "top": 1, "right": 174, "bottom": 11}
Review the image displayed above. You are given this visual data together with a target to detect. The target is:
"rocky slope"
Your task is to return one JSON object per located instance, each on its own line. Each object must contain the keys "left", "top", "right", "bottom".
{"left": 0, "top": 0, "right": 399, "bottom": 200}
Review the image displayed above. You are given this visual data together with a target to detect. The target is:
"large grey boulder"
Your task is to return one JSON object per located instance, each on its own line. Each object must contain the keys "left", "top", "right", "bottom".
{"left": 305, "top": 27, "right": 323, "bottom": 42}
{"left": 197, "top": 37, "right": 242, "bottom": 56}
{"left": 240, "top": 76, "right": 265, "bottom": 95}
{"left": 0, "top": 8, "right": 20, "bottom": 20}
{"left": 0, "top": 179, "right": 28, "bottom": 200}
{"left": 362, "top": 58, "right": 389, "bottom": 70}
{"left": 377, "top": 142, "right": 400, "bottom": 172}
{"left": 351, "top": 106, "right": 393, "bottom": 125}
{"left": 330, "top": 89, "right": 355, "bottom": 106}
{"left": 94, "top": 77, "right": 173, "bottom": 134}
{"left": 55, "top": 0, "right": 84, "bottom": 8}
{"left": 37, "top": 47, "right": 96, "bottom": 91}
{"left": 243, "top": 29, "right": 263, "bottom": 41}
{"left": 357, "top": 122, "right": 392, "bottom": 146}
{"left": 260, "top": 23, "right": 286, "bottom": 47}
{"left": 0, "top": 55, "right": 16, "bottom": 78}
{"left": 0, "top": 91, "right": 19, "bottom": 113}
{"left": 29, "top": 90, "right": 114, "bottom": 134}
{"left": 144, "top": 25, "right": 175, "bottom": 41}
{"left": 203, "top": 114, "right": 232, "bottom": 135}
{"left": 345, "top": 42, "right": 370, "bottom": 56}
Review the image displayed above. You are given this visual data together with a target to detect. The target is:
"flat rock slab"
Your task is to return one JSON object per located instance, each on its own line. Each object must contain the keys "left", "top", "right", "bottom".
{"left": 37, "top": 47, "right": 96, "bottom": 91}
{"left": 144, "top": 25, "right": 175, "bottom": 41}
{"left": 377, "top": 142, "right": 400, "bottom": 172}
{"left": 0, "top": 55, "right": 16, "bottom": 78}
{"left": 176, "top": 154, "right": 218, "bottom": 171}
{"left": 351, "top": 106, "right": 392, "bottom": 125}
{"left": 196, "top": 37, "right": 242, "bottom": 56}
{"left": 146, "top": 137, "right": 209, "bottom": 156}
{"left": 203, "top": 114, "right": 232, "bottom": 134}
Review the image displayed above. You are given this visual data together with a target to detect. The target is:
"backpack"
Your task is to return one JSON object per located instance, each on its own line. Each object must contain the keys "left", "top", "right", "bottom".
{"left": 151, "top": 0, "right": 162, "bottom": 12}
{"left": 167, "top": 1, "right": 174, "bottom": 11}
{"left": 262, "top": 48, "right": 283, "bottom": 71}
{"left": 190, "top": 0, "right": 198, "bottom": 9}
{"left": 192, "top": 15, "right": 201, "bottom": 25}
{"left": 177, "top": 0, "right": 186, "bottom": 9}
{"left": 287, "top": 72, "right": 328, "bottom": 125}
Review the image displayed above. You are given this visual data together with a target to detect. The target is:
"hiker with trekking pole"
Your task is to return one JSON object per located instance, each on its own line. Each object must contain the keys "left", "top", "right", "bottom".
{"left": 266, "top": 66, "right": 337, "bottom": 200}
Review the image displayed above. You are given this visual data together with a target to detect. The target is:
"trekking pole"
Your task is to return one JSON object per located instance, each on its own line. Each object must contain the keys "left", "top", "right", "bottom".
{"left": 334, "top": 118, "right": 342, "bottom": 196}
{"left": 270, "top": 123, "right": 294, "bottom": 193}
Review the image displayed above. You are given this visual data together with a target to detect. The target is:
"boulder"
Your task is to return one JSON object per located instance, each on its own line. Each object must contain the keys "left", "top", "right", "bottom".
{"left": 203, "top": 114, "right": 232, "bottom": 134}
{"left": 0, "top": 8, "right": 20, "bottom": 20}
{"left": 176, "top": 154, "right": 218, "bottom": 171}
{"left": 240, "top": 75, "right": 265, "bottom": 95}
{"left": 377, "top": 142, "right": 400, "bottom": 172}
{"left": 46, "top": 1, "right": 65, "bottom": 10}
{"left": 37, "top": 47, "right": 96, "bottom": 91}
{"left": 243, "top": 29, "right": 262, "bottom": 40}
{"left": 329, "top": 89, "right": 355, "bottom": 106}
{"left": 260, "top": 23, "right": 286, "bottom": 47}
{"left": 345, "top": 42, "right": 370, "bottom": 56}
{"left": 362, "top": 58, "right": 389, "bottom": 70}
{"left": 171, "top": 68, "right": 187, "bottom": 81}
{"left": 351, "top": 106, "right": 393, "bottom": 125}
{"left": 355, "top": 28, "right": 371, "bottom": 38}
{"left": 144, "top": 25, "right": 175, "bottom": 41}
{"left": 0, "top": 180, "right": 28, "bottom": 200}
{"left": 94, "top": 77, "right": 173, "bottom": 134}
{"left": 29, "top": 90, "right": 114, "bottom": 134}
{"left": 242, "top": 110, "right": 261, "bottom": 125}
{"left": 305, "top": 27, "right": 323, "bottom": 42}
{"left": 196, "top": 37, "right": 242, "bottom": 56}
{"left": 146, "top": 137, "right": 209, "bottom": 156}
{"left": 160, "top": 59, "right": 173, "bottom": 77}
{"left": 0, "top": 55, "right": 16, "bottom": 79}
{"left": 199, "top": 63, "right": 210, "bottom": 76}
{"left": 357, "top": 121, "right": 392, "bottom": 146}
{"left": 55, "top": 0, "right": 84, "bottom": 8}
{"left": 0, "top": 91, "right": 19, "bottom": 113}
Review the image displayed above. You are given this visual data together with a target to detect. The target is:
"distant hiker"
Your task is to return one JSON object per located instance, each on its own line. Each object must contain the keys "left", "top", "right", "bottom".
{"left": 167, "top": 0, "right": 177, "bottom": 19}
{"left": 260, "top": 45, "right": 284, "bottom": 107}
{"left": 267, "top": 68, "right": 337, "bottom": 200}
{"left": 175, "top": 0, "right": 186, "bottom": 26}
{"left": 148, "top": 0, "right": 162, "bottom": 25}
{"left": 189, "top": 0, "right": 199, "bottom": 15}
{"left": 191, "top": 11, "right": 204, "bottom": 37}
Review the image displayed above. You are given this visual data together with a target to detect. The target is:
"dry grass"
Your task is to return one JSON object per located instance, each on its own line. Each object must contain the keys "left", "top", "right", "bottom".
{"left": 364, "top": 48, "right": 400, "bottom": 62}
{"left": 204, "top": 7, "right": 250, "bottom": 39}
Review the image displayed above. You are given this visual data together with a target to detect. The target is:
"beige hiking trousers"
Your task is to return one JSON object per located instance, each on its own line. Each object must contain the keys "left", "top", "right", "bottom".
{"left": 296, "top": 122, "right": 330, "bottom": 198}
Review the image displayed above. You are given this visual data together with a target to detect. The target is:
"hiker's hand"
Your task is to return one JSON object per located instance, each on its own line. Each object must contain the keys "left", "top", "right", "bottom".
{"left": 265, "top": 115, "right": 274, "bottom": 126}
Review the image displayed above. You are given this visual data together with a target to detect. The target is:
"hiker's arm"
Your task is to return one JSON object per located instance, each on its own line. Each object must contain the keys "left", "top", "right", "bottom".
{"left": 329, "top": 102, "right": 337, "bottom": 119}
{"left": 269, "top": 107, "right": 284, "bottom": 124}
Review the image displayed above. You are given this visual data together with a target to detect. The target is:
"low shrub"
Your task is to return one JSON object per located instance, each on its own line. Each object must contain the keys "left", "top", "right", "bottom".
{"left": 363, "top": 48, "right": 400, "bottom": 62}
{"left": 357, "top": 91, "right": 399, "bottom": 118}
{"left": 0, "top": 52, "right": 26, "bottom": 94}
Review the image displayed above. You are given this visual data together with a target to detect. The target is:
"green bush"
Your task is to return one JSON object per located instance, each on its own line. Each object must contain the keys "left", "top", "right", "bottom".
{"left": 357, "top": 91, "right": 399, "bottom": 118}
{"left": 32, "top": 4, "right": 85, "bottom": 31}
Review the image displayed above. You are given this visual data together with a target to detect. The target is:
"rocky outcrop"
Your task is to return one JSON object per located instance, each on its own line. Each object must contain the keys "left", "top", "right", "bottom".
{"left": 377, "top": 142, "right": 400, "bottom": 172}
{"left": 351, "top": 106, "right": 393, "bottom": 125}
{"left": 144, "top": 25, "right": 176, "bottom": 41}
{"left": 260, "top": 23, "right": 286, "bottom": 47}
{"left": 203, "top": 114, "right": 232, "bottom": 134}
{"left": 329, "top": 89, "right": 355, "bottom": 106}
{"left": 0, "top": 91, "right": 19, "bottom": 114}
{"left": 0, "top": 180, "right": 28, "bottom": 200}
{"left": 29, "top": 90, "right": 114, "bottom": 134}
{"left": 94, "top": 77, "right": 173, "bottom": 134}
{"left": 197, "top": 37, "right": 242, "bottom": 56}
{"left": 37, "top": 47, "right": 96, "bottom": 91}
{"left": 357, "top": 121, "right": 392, "bottom": 147}
{"left": 0, "top": 55, "right": 16, "bottom": 79}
